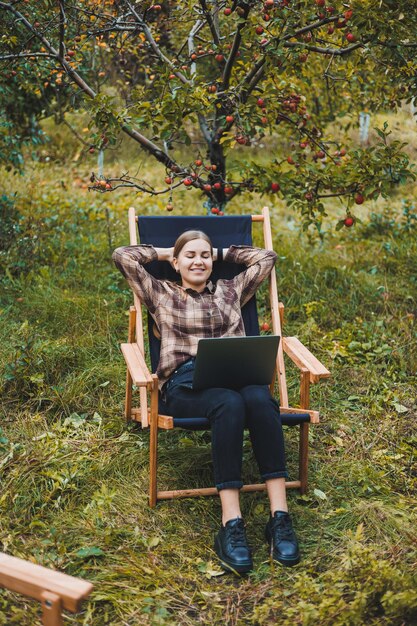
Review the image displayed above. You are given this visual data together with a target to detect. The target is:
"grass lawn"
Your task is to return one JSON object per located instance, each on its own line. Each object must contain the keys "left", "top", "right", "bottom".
{"left": 0, "top": 123, "right": 416, "bottom": 625}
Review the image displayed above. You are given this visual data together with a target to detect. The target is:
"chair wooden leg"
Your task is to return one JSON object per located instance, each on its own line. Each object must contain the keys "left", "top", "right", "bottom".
{"left": 300, "top": 368, "right": 310, "bottom": 494}
{"left": 125, "top": 369, "right": 133, "bottom": 421}
{"left": 149, "top": 377, "right": 159, "bottom": 507}
{"left": 299, "top": 422, "right": 309, "bottom": 494}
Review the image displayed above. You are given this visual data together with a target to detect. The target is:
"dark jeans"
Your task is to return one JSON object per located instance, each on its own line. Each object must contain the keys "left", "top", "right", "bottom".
{"left": 164, "top": 374, "right": 288, "bottom": 491}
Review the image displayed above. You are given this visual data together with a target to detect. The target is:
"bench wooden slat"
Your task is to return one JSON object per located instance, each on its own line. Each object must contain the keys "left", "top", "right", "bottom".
{"left": 0, "top": 553, "right": 93, "bottom": 613}
{"left": 283, "top": 337, "right": 331, "bottom": 383}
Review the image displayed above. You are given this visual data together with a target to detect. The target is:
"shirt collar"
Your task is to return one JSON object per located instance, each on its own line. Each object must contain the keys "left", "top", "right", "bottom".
{"left": 176, "top": 280, "right": 216, "bottom": 295}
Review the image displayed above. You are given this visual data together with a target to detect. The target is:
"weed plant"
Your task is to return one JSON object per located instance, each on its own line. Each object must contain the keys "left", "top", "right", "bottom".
{"left": 0, "top": 135, "right": 416, "bottom": 625}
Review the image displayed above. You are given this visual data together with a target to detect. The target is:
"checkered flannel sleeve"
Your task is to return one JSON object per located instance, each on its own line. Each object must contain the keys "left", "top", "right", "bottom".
{"left": 225, "top": 245, "right": 277, "bottom": 306}
{"left": 112, "top": 244, "right": 161, "bottom": 313}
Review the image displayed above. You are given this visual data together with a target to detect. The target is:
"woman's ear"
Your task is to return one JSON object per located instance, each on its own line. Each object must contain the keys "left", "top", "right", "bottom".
{"left": 172, "top": 257, "right": 179, "bottom": 272}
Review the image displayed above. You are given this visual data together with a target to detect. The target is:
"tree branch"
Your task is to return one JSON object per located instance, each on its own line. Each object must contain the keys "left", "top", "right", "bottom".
{"left": 58, "top": 0, "right": 66, "bottom": 59}
{"left": 242, "top": 64, "right": 266, "bottom": 102}
{"left": 282, "top": 15, "right": 339, "bottom": 42}
{"left": 0, "top": 52, "right": 55, "bottom": 60}
{"left": 188, "top": 19, "right": 204, "bottom": 78}
{"left": 199, "top": 0, "right": 220, "bottom": 46}
{"left": 222, "top": 4, "right": 251, "bottom": 90}
{"left": 198, "top": 113, "right": 212, "bottom": 144}
{"left": 124, "top": 0, "right": 191, "bottom": 86}
{"left": 284, "top": 40, "right": 363, "bottom": 56}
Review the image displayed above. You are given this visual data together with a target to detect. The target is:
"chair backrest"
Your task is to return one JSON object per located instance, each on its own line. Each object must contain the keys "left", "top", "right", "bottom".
{"left": 137, "top": 215, "right": 259, "bottom": 373}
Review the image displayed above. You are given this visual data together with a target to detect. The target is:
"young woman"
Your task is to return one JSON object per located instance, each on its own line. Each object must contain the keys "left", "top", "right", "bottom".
{"left": 112, "top": 230, "right": 299, "bottom": 573}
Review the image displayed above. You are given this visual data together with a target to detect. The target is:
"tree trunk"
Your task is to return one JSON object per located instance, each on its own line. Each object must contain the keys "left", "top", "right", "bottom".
{"left": 207, "top": 139, "right": 227, "bottom": 212}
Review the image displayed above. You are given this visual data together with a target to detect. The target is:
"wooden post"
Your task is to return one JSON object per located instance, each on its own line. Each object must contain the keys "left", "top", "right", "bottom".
{"left": 149, "top": 375, "right": 159, "bottom": 507}
{"left": 262, "top": 206, "right": 288, "bottom": 407}
{"left": 127, "top": 208, "right": 150, "bottom": 428}
{"left": 299, "top": 368, "right": 310, "bottom": 494}
{"left": 124, "top": 307, "right": 137, "bottom": 420}
{"left": 41, "top": 591, "right": 63, "bottom": 626}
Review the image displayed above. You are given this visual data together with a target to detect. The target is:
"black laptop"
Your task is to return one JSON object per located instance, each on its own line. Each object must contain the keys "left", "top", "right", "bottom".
{"left": 192, "top": 335, "right": 280, "bottom": 391}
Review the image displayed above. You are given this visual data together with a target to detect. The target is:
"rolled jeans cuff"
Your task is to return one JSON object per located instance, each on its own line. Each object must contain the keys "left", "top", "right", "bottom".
{"left": 262, "top": 471, "right": 288, "bottom": 481}
{"left": 216, "top": 480, "right": 244, "bottom": 492}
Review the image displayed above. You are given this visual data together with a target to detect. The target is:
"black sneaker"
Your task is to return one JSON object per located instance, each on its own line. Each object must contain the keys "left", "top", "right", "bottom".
{"left": 265, "top": 511, "right": 300, "bottom": 566}
{"left": 214, "top": 517, "right": 253, "bottom": 574}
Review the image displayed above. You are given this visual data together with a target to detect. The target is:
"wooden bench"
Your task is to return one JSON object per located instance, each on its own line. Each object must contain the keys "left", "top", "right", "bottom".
{"left": 0, "top": 552, "right": 93, "bottom": 626}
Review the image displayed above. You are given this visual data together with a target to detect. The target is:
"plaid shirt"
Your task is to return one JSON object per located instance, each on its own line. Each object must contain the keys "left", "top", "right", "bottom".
{"left": 112, "top": 244, "right": 277, "bottom": 390}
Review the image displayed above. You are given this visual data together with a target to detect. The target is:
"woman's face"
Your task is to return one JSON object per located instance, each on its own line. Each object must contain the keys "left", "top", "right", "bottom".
{"left": 173, "top": 238, "right": 213, "bottom": 292}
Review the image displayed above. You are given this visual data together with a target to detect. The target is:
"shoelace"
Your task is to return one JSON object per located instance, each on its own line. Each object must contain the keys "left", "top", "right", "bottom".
{"left": 273, "top": 515, "right": 294, "bottom": 542}
{"left": 229, "top": 521, "right": 247, "bottom": 547}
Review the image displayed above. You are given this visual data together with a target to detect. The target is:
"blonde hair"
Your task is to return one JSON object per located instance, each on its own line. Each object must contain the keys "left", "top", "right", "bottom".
{"left": 173, "top": 230, "right": 213, "bottom": 258}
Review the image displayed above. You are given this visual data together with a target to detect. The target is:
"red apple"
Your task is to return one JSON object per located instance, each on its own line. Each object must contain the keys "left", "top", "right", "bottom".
{"left": 255, "top": 26, "right": 264, "bottom": 35}
{"left": 261, "top": 322, "right": 270, "bottom": 331}
{"left": 355, "top": 193, "right": 364, "bottom": 204}
{"left": 270, "top": 182, "right": 280, "bottom": 192}
{"left": 225, "top": 115, "right": 234, "bottom": 123}
{"left": 224, "top": 7, "right": 232, "bottom": 16}
{"left": 344, "top": 216, "right": 354, "bottom": 227}
{"left": 346, "top": 32, "right": 356, "bottom": 43}
{"left": 257, "top": 97, "right": 265, "bottom": 107}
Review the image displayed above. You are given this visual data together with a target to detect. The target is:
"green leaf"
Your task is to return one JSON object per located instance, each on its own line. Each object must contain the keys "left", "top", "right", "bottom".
{"left": 314, "top": 489, "right": 328, "bottom": 501}
{"left": 74, "top": 546, "right": 105, "bottom": 559}
{"left": 393, "top": 403, "right": 409, "bottom": 414}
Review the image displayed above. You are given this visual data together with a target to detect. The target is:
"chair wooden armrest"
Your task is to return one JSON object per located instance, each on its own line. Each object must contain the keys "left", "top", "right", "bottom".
{"left": 282, "top": 337, "right": 331, "bottom": 384}
{"left": 121, "top": 343, "right": 153, "bottom": 387}
{"left": 0, "top": 552, "right": 92, "bottom": 622}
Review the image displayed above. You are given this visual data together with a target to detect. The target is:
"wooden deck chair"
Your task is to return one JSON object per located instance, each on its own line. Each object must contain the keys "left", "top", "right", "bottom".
{"left": 0, "top": 552, "right": 93, "bottom": 626}
{"left": 121, "top": 206, "right": 330, "bottom": 507}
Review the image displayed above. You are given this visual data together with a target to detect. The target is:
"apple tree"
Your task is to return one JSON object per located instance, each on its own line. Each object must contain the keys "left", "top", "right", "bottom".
{"left": 0, "top": 0, "right": 416, "bottom": 223}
